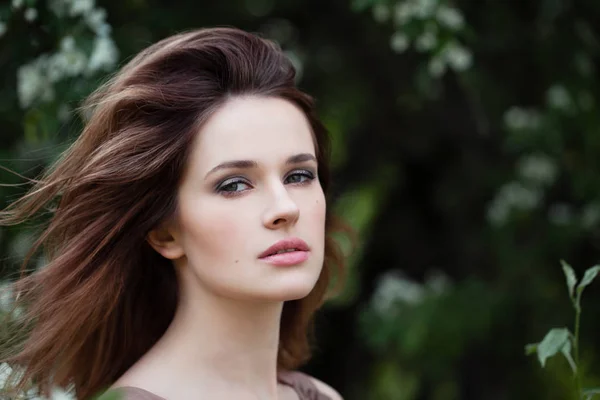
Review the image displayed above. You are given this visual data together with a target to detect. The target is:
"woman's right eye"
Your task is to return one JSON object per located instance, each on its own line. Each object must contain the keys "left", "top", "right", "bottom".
{"left": 216, "top": 179, "right": 251, "bottom": 196}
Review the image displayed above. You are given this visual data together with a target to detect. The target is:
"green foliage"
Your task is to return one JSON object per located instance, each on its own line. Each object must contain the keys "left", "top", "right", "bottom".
{"left": 526, "top": 261, "right": 600, "bottom": 399}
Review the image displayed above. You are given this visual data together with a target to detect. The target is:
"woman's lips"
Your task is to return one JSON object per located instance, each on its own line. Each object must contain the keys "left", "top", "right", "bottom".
{"left": 259, "top": 250, "right": 309, "bottom": 266}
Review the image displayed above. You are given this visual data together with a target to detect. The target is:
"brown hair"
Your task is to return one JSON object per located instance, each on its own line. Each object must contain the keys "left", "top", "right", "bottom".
{"left": 0, "top": 27, "right": 346, "bottom": 399}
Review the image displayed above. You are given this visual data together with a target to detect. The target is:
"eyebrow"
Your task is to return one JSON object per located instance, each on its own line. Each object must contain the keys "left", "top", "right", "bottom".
{"left": 205, "top": 153, "right": 317, "bottom": 179}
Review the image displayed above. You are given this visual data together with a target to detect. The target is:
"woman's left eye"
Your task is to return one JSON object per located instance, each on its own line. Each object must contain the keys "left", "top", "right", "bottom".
{"left": 285, "top": 170, "right": 315, "bottom": 184}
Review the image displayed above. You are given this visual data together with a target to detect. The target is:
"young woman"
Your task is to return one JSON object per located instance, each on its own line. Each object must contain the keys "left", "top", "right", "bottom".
{"left": 1, "top": 27, "right": 346, "bottom": 399}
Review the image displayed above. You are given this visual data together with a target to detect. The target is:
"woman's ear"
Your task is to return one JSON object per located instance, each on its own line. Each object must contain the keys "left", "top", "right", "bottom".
{"left": 147, "top": 219, "right": 185, "bottom": 260}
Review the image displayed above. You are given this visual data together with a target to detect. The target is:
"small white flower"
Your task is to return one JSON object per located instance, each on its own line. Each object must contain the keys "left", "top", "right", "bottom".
{"left": 0, "top": 282, "right": 13, "bottom": 312}
{"left": 0, "top": 22, "right": 7, "bottom": 38}
{"left": 24, "top": 8, "right": 38, "bottom": 22}
{"left": 371, "top": 271, "right": 426, "bottom": 315}
{"left": 394, "top": 2, "right": 415, "bottom": 25}
{"left": 12, "top": 0, "right": 24, "bottom": 9}
{"left": 17, "top": 61, "right": 52, "bottom": 108}
{"left": 415, "top": 30, "right": 437, "bottom": 52}
{"left": 428, "top": 55, "right": 446, "bottom": 77}
{"left": 48, "top": 0, "right": 68, "bottom": 17}
{"left": 60, "top": 35, "right": 76, "bottom": 51}
{"left": 390, "top": 31, "right": 409, "bottom": 53}
{"left": 86, "top": 36, "right": 118, "bottom": 73}
{"left": 372, "top": 3, "right": 390, "bottom": 23}
{"left": 581, "top": 203, "right": 600, "bottom": 229}
{"left": 487, "top": 181, "right": 542, "bottom": 226}
{"left": 0, "top": 362, "right": 14, "bottom": 388}
{"left": 414, "top": 0, "right": 437, "bottom": 18}
{"left": 436, "top": 5, "right": 465, "bottom": 30}
{"left": 69, "top": 0, "right": 95, "bottom": 17}
{"left": 547, "top": 84, "right": 572, "bottom": 111}
{"left": 487, "top": 199, "right": 510, "bottom": 226}
{"left": 503, "top": 107, "right": 541, "bottom": 130}
{"left": 443, "top": 42, "right": 472, "bottom": 71}
{"left": 517, "top": 153, "right": 558, "bottom": 187}
{"left": 84, "top": 7, "right": 107, "bottom": 34}
{"left": 425, "top": 270, "right": 452, "bottom": 294}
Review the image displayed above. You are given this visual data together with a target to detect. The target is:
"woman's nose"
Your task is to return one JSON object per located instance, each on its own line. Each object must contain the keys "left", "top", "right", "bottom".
{"left": 262, "top": 185, "right": 300, "bottom": 229}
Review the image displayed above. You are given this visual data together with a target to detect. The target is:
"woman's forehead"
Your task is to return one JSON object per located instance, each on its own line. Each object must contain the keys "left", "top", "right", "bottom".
{"left": 190, "top": 96, "right": 316, "bottom": 171}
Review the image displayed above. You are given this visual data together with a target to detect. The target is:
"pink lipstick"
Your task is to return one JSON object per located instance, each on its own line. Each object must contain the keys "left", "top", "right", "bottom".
{"left": 258, "top": 237, "right": 310, "bottom": 266}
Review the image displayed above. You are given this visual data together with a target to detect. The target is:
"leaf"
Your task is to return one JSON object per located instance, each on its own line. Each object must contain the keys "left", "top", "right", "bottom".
{"left": 536, "top": 328, "right": 571, "bottom": 367}
{"left": 561, "top": 260, "right": 577, "bottom": 300}
{"left": 577, "top": 265, "right": 600, "bottom": 292}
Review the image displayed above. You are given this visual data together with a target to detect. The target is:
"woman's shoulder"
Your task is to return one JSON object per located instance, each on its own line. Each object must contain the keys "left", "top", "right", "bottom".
{"left": 278, "top": 370, "right": 343, "bottom": 400}
{"left": 305, "top": 375, "right": 343, "bottom": 400}
{"left": 95, "top": 386, "right": 165, "bottom": 400}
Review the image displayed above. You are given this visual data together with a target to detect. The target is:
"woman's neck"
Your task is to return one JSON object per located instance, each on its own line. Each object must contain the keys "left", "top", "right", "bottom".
{"left": 122, "top": 279, "right": 286, "bottom": 399}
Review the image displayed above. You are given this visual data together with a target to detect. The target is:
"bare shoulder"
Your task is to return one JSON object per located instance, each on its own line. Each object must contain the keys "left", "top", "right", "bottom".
{"left": 307, "top": 375, "right": 344, "bottom": 400}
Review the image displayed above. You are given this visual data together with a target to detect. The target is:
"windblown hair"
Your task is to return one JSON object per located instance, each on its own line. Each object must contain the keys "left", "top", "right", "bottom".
{"left": 0, "top": 27, "right": 346, "bottom": 399}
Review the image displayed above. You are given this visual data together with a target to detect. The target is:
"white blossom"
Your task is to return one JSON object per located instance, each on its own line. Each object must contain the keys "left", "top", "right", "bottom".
{"left": 390, "top": 31, "right": 409, "bottom": 53}
{"left": 0, "top": 282, "right": 13, "bottom": 312}
{"left": 435, "top": 4, "right": 465, "bottom": 30}
{"left": 86, "top": 35, "right": 119, "bottom": 74}
{"left": 428, "top": 55, "right": 446, "bottom": 77}
{"left": 24, "top": 8, "right": 38, "bottom": 22}
{"left": 581, "top": 203, "right": 600, "bottom": 229}
{"left": 61, "top": 35, "right": 76, "bottom": 51}
{"left": 487, "top": 181, "right": 542, "bottom": 226}
{"left": 371, "top": 271, "right": 426, "bottom": 315}
{"left": 547, "top": 84, "right": 572, "bottom": 111}
{"left": 0, "top": 363, "right": 14, "bottom": 390}
{"left": 503, "top": 107, "right": 542, "bottom": 130}
{"left": 372, "top": 3, "right": 390, "bottom": 23}
{"left": 443, "top": 41, "right": 472, "bottom": 71}
{"left": 394, "top": 2, "right": 415, "bottom": 25}
{"left": 85, "top": 7, "right": 108, "bottom": 35}
{"left": 517, "top": 153, "right": 558, "bottom": 187}
{"left": 425, "top": 269, "right": 452, "bottom": 294}
{"left": 413, "top": 0, "right": 437, "bottom": 18}
{"left": 17, "top": 59, "right": 55, "bottom": 108}
{"left": 12, "top": 0, "right": 24, "bottom": 9}
{"left": 48, "top": 0, "right": 68, "bottom": 16}
{"left": 415, "top": 29, "right": 437, "bottom": 52}
{"left": 69, "top": 0, "right": 96, "bottom": 17}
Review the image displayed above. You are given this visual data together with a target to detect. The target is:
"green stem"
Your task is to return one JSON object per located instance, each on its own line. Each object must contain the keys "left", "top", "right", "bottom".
{"left": 574, "top": 301, "right": 582, "bottom": 399}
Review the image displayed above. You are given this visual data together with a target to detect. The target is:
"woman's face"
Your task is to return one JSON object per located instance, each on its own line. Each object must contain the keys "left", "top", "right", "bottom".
{"left": 164, "top": 96, "right": 326, "bottom": 302}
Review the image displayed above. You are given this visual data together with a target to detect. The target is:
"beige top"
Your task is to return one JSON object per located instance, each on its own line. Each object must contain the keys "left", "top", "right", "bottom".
{"left": 100, "top": 370, "right": 332, "bottom": 400}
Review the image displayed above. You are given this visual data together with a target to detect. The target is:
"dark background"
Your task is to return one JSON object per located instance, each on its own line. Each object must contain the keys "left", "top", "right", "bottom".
{"left": 1, "top": 0, "right": 600, "bottom": 399}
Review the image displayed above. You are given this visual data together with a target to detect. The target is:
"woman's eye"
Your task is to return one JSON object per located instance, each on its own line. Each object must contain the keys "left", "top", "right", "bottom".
{"left": 217, "top": 179, "right": 251, "bottom": 195}
{"left": 285, "top": 170, "right": 315, "bottom": 184}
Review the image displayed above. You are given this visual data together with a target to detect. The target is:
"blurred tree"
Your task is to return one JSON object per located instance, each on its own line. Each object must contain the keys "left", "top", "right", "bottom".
{"left": 1, "top": 0, "right": 600, "bottom": 399}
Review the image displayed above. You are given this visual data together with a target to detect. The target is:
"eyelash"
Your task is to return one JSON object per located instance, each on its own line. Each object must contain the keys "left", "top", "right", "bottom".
{"left": 216, "top": 170, "right": 316, "bottom": 197}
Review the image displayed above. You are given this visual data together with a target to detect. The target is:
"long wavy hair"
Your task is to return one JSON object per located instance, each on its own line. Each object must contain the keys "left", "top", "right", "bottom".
{"left": 0, "top": 27, "right": 346, "bottom": 399}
